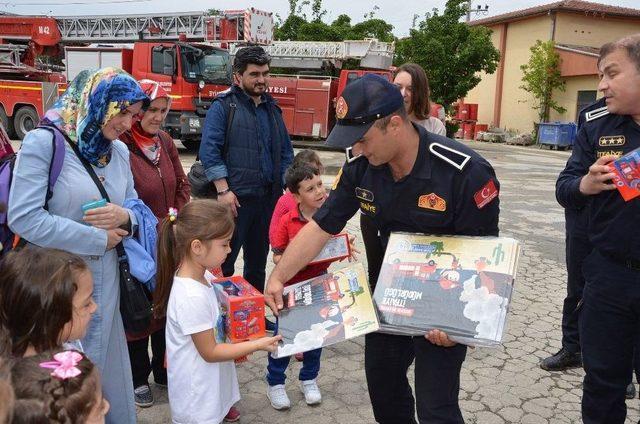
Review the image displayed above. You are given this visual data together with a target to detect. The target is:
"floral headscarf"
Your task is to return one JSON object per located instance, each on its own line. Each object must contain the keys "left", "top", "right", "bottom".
{"left": 42, "top": 67, "right": 149, "bottom": 167}
{"left": 130, "top": 79, "right": 172, "bottom": 165}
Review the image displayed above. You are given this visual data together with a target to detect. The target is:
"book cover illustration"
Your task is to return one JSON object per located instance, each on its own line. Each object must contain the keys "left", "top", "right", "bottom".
{"left": 273, "top": 263, "right": 379, "bottom": 358}
{"left": 610, "top": 147, "right": 640, "bottom": 201}
{"left": 373, "top": 233, "right": 521, "bottom": 347}
{"left": 308, "top": 233, "right": 351, "bottom": 266}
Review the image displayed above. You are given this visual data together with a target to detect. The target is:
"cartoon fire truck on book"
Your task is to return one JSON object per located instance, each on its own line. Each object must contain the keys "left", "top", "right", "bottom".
{"left": 391, "top": 259, "right": 438, "bottom": 279}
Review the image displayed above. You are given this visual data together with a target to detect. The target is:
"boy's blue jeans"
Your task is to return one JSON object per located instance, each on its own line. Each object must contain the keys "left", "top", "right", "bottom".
{"left": 267, "top": 348, "right": 323, "bottom": 386}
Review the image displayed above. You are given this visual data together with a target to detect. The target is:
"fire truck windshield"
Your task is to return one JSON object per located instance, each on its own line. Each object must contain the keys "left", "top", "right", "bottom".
{"left": 181, "top": 45, "right": 231, "bottom": 85}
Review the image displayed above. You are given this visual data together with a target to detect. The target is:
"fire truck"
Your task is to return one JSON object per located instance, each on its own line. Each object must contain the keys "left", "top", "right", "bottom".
{"left": 0, "top": 10, "right": 396, "bottom": 149}
{"left": 0, "top": 9, "right": 273, "bottom": 144}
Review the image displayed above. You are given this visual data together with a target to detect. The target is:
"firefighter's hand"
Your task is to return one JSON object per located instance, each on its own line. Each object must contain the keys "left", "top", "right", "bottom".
{"left": 265, "top": 276, "right": 285, "bottom": 316}
{"left": 218, "top": 191, "right": 241, "bottom": 217}
{"left": 425, "top": 329, "right": 457, "bottom": 347}
{"left": 579, "top": 155, "right": 618, "bottom": 195}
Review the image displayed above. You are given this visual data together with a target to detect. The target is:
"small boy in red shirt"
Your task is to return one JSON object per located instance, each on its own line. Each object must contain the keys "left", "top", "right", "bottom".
{"left": 267, "top": 163, "right": 328, "bottom": 410}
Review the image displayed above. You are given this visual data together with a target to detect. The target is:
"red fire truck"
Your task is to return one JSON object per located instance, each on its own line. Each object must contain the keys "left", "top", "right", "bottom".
{"left": 0, "top": 9, "right": 273, "bottom": 145}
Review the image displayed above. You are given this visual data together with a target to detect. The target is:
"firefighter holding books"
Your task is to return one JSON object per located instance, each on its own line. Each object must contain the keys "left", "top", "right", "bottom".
{"left": 265, "top": 74, "right": 500, "bottom": 423}
{"left": 556, "top": 34, "right": 640, "bottom": 424}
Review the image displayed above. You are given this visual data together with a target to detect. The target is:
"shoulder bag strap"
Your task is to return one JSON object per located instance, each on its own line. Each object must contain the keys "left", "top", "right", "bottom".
{"left": 62, "top": 133, "right": 128, "bottom": 260}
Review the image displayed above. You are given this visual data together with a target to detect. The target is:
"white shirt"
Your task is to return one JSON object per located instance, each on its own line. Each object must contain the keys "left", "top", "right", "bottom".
{"left": 166, "top": 272, "right": 240, "bottom": 424}
{"left": 416, "top": 117, "right": 447, "bottom": 136}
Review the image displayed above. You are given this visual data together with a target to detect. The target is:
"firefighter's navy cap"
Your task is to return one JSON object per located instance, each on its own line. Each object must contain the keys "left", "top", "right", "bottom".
{"left": 326, "top": 73, "right": 404, "bottom": 149}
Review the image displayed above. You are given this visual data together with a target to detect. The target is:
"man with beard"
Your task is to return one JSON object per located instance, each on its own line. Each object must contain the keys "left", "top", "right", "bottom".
{"left": 200, "top": 46, "right": 293, "bottom": 304}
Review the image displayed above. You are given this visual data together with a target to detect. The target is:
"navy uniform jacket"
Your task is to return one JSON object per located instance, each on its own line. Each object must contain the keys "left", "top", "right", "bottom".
{"left": 313, "top": 125, "right": 500, "bottom": 250}
{"left": 556, "top": 110, "right": 640, "bottom": 260}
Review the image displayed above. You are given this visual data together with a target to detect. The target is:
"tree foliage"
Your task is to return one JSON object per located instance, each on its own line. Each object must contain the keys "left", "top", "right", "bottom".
{"left": 395, "top": 0, "right": 500, "bottom": 112}
{"left": 519, "top": 40, "right": 566, "bottom": 130}
{"left": 274, "top": 0, "right": 393, "bottom": 43}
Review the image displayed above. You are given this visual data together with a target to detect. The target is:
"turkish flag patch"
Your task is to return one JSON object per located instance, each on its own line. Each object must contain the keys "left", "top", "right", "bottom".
{"left": 474, "top": 180, "right": 499, "bottom": 209}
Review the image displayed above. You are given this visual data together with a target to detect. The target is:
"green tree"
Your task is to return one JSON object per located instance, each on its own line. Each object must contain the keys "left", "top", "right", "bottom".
{"left": 519, "top": 39, "right": 566, "bottom": 133}
{"left": 395, "top": 0, "right": 500, "bottom": 114}
{"left": 273, "top": 0, "right": 393, "bottom": 43}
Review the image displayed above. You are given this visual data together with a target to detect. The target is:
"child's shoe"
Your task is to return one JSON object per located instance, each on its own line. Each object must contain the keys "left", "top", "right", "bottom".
{"left": 223, "top": 406, "right": 241, "bottom": 422}
{"left": 300, "top": 379, "right": 322, "bottom": 405}
{"left": 267, "top": 384, "right": 291, "bottom": 410}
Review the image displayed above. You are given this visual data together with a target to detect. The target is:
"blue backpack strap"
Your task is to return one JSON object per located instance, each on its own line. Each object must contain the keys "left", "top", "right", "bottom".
{"left": 36, "top": 125, "right": 66, "bottom": 208}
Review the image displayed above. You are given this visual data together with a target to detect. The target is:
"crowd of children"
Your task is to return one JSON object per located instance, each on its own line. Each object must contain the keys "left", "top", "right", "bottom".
{"left": 0, "top": 149, "right": 337, "bottom": 423}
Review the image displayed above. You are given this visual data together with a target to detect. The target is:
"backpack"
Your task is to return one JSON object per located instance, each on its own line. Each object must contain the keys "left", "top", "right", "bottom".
{"left": 0, "top": 126, "right": 65, "bottom": 256}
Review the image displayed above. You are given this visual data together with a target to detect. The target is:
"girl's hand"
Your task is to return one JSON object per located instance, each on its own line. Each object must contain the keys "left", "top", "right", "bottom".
{"left": 83, "top": 203, "right": 130, "bottom": 230}
{"left": 253, "top": 335, "right": 282, "bottom": 353}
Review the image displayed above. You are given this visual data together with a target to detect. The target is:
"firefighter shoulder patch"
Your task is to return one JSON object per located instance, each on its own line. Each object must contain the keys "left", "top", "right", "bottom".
{"left": 474, "top": 180, "right": 499, "bottom": 209}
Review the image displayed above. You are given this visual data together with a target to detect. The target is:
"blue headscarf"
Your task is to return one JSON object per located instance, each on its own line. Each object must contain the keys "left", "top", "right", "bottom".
{"left": 43, "top": 67, "right": 149, "bottom": 167}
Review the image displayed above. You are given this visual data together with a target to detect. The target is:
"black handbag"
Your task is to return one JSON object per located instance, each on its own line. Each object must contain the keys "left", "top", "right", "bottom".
{"left": 188, "top": 97, "right": 236, "bottom": 198}
{"left": 188, "top": 161, "right": 217, "bottom": 199}
{"left": 63, "top": 132, "right": 152, "bottom": 333}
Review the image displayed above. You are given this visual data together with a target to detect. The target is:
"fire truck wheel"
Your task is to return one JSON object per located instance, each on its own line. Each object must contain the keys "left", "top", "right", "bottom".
{"left": 0, "top": 106, "right": 15, "bottom": 139}
{"left": 14, "top": 107, "right": 39, "bottom": 140}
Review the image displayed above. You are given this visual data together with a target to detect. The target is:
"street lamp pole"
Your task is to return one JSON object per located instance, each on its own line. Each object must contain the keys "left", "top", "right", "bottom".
{"left": 466, "top": 1, "right": 490, "bottom": 22}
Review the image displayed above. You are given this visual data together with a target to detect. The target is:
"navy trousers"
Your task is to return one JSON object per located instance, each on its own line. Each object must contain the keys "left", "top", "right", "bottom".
{"left": 561, "top": 208, "right": 591, "bottom": 354}
{"left": 365, "top": 332, "right": 467, "bottom": 424}
{"left": 266, "top": 348, "right": 322, "bottom": 386}
{"left": 580, "top": 250, "right": 640, "bottom": 424}
{"left": 222, "top": 192, "right": 275, "bottom": 293}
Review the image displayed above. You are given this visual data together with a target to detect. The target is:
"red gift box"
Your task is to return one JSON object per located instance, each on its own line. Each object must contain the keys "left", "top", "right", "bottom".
{"left": 213, "top": 276, "right": 266, "bottom": 343}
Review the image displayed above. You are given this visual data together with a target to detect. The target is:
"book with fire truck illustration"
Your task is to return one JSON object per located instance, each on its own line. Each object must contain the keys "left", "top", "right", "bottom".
{"left": 272, "top": 263, "right": 379, "bottom": 358}
{"left": 372, "top": 233, "right": 521, "bottom": 347}
{"left": 609, "top": 147, "right": 640, "bottom": 201}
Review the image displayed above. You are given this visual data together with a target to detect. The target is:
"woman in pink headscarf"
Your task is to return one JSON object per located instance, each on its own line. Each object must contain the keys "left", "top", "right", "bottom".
{"left": 119, "top": 79, "right": 190, "bottom": 408}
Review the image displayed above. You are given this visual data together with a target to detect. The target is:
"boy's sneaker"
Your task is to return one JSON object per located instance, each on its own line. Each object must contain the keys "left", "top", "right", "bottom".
{"left": 300, "top": 379, "right": 322, "bottom": 405}
{"left": 223, "top": 406, "right": 241, "bottom": 422}
{"left": 134, "top": 384, "right": 154, "bottom": 408}
{"left": 267, "top": 384, "right": 291, "bottom": 410}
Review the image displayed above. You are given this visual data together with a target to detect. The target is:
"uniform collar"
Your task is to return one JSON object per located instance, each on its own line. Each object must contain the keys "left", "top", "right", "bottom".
{"left": 413, "top": 124, "right": 433, "bottom": 180}
{"left": 370, "top": 123, "right": 432, "bottom": 181}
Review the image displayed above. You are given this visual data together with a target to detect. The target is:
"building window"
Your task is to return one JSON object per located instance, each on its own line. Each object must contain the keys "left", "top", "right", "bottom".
{"left": 576, "top": 90, "right": 597, "bottom": 121}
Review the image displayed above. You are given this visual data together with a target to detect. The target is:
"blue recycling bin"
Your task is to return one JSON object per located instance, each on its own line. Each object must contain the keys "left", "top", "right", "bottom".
{"left": 538, "top": 122, "right": 577, "bottom": 149}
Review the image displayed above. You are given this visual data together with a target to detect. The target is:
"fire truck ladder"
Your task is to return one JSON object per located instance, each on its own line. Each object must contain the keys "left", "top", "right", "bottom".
{"left": 55, "top": 12, "right": 210, "bottom": 43}
{"left": 229, "top": 39, "right": 395, "bottom": 70}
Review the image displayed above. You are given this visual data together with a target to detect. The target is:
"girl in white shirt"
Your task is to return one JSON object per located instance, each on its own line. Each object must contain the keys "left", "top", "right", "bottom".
{"left": 393, "top": 63, "right": 447, "bottom": 136}
{"left": 155, "top": 200, "right": 281, "bottom": 424}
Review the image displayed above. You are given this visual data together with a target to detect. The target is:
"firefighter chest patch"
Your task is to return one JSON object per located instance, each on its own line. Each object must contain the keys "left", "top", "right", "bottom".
{"left": 474, "top": 180, "right": 499, "bottom": 209}
{"left": 418, "top": 193, "right": 446, "bottom": 212}
{"left": 599, "top": 135, "right": 625, "bottom": 147}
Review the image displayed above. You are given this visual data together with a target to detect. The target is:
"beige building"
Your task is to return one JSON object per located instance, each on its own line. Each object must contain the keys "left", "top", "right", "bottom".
{"left": 465, "top": 0, "right": 640, "bottom": 134}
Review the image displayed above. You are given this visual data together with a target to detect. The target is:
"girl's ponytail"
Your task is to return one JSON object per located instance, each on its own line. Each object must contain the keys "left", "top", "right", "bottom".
{"left": 154, "top": 214, "right": 178, "bottom": 318}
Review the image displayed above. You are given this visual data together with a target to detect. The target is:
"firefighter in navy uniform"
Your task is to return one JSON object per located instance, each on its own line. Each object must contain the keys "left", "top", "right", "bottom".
{"left": 547, "top": 97, "right": 638, "bottom": 398}
{"left": 556, "top": 34, "right": 640, "bottom": 424}
{"left": 265, "top": 74, "right": 500, "bottom": 423}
